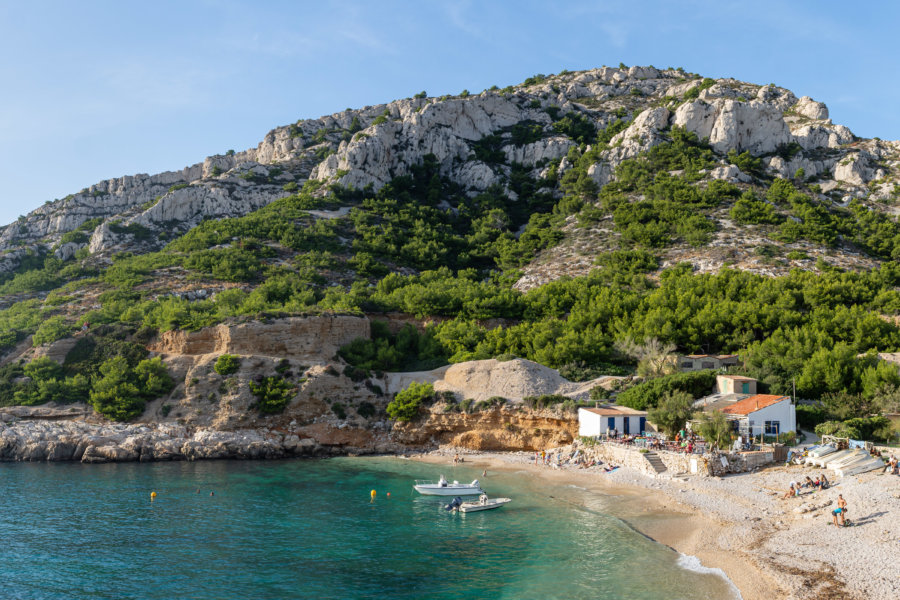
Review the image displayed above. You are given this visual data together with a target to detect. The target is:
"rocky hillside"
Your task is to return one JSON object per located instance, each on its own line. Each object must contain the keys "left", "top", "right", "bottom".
{"left": 2, "top": 65, "right": 898, "bottom": 281}
{"left": 3, "top": 65, "right": 900, "bottom": 456}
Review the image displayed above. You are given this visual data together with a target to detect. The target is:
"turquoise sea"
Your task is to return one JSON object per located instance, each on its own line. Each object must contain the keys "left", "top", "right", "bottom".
{"left": 0, "top": 458, "right": 740, "bottom": 599}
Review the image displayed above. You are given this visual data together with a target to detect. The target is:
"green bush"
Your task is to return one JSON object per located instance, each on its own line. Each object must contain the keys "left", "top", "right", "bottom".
{"left": 795, "top": 404, "right": 829, "bottom": 429}
{"left": 331, "top": 402, "right": 346, "bottom": 419}
{"left": 32, "top": 315, "right": 74, "bottom": 346}
{"left": 89, "top": 356, "right": 145, "bottom": 420}
{"left": 522, "top": 394, "right": 569, "bottom": 409}
{"left": 214, "top": 354, "right": 241, "bottom": 376}
{"left": 815, "top": 416, "right": 894, "bottom": 442}
{"left": 386, "top": 381, "right": 434, "bottom": 421}
{"left": 618, "top": 370, "right": 717, "bottom": 410}
{"left": 250, "top": 376, "right": 296, "bottom": 414}
{"left": 357, "top": 401, "right": 376, "bottom": 418}
{"left": 730, "top": 191, "right": 783, "bottom": 225}
{"left": 647, "top": 390, "right": 694, "bottom": 436}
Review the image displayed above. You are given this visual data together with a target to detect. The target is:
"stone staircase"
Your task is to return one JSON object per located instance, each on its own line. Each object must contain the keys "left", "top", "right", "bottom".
{"left": 643, "top": 451, "right": 668, "bottom": 475}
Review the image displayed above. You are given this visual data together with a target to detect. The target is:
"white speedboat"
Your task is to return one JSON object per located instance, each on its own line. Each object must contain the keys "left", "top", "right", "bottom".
{"left": 414, "top": 476, "right": 483, "bottom": 496}
{"left": 444, "top": 494, "right": 511, "bottom": 513}
{"left": 459, "top": 495, "right": 511, "bottom": 513}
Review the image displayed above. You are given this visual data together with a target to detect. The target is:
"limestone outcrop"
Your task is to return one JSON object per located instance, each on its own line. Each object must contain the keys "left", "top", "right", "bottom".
{"left": 149, "top": 315, "right": 370, "bottom": 361}
{"left": 4, "top": 64, "right": 895, "bottom": 276}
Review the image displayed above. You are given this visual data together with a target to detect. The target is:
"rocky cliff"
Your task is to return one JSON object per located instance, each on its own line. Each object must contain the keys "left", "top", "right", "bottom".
{"left": 2, "top": 66, "right": 897, "bottom": 277}
{"left": 3, "top": 65, "right": 900, "bottom": 462}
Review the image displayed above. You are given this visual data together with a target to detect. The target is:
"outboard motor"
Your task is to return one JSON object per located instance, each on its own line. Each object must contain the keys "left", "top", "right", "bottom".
{"left": 444, "top": 496, "right": 463, "bottom": 511}
{"left": 471, "top": 479, "right": 479, "bottom": 487}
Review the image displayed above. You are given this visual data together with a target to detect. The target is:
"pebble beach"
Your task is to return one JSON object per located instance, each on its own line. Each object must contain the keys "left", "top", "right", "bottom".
{"left": 412, "top": 446, "right": 900, "bottom": 600}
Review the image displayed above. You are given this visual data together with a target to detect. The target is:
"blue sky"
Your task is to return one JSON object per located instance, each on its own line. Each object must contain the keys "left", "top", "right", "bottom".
{"left": 1, "top": 0, "right": 898, "bottom": 227}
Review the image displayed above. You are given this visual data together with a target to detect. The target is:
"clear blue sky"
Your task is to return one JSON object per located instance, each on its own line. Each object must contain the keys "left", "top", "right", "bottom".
{"left": 1, "top": 0, "right": 897, "bottom": 227}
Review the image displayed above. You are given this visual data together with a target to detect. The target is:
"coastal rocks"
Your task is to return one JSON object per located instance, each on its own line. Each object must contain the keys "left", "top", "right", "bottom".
{"left": 391, "top": 405, "right": 577, "bottom": 451}
{"left": 0, "top": 417, "right": 388, "bottom": 463}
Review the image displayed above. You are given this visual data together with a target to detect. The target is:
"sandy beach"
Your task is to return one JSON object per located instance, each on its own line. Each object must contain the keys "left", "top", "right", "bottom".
{"left": 410, "top": 447, "right": 900, "bottom": 600}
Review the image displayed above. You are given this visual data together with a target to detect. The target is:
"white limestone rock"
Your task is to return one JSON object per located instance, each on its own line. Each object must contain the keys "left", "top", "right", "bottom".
{"left": 452, "top": 161, "right": 501, "bottom": 191}
{"left": 708, "top": 164, "right": 751, "bottom": 183}
{"left": 793, "top": 96, "right": 829, "bottom": 120}
{"left": 834, "top": 153, "right": 876, "bottom": 186}
{"left": 503, "top": 136, "right": 575, "bottom": 166}
{"left": 587, "top": 162, "right": 613, "bottom": 187}
{"left": 607, "top": 106, "right": 671, "bottom": 159}
{"left": 791, "top": 123, "right": 855, "bottom": 150}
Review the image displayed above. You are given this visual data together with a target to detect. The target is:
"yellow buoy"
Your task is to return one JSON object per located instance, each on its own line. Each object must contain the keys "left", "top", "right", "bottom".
{"left": 370, "top": 489, "right": 376, "bottom": 500}
{"left": 150, "top": 491, "right": 157, "bottom": 499}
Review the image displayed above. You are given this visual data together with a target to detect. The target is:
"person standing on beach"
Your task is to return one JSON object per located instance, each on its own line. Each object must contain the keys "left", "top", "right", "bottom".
{"left": 832, "top": 495, "right": 847, "bottom": 526}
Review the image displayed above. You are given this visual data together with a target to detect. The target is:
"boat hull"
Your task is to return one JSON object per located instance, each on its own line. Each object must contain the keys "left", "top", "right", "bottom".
{"left": 459, "top": 498, "right": 511, "bottom": 513}
{"left": 414, "top": 485, "right": 483, "bottom": 496}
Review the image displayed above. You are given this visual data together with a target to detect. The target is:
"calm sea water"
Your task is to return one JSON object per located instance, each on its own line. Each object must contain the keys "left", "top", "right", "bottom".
{"left": 0, "top": 458, "right": 739, "bottom": 599}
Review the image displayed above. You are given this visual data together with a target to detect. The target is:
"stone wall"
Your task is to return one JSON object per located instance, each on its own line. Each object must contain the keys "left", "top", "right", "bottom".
{"left": 579, "top": 442, "right": 774, "bottom": 477}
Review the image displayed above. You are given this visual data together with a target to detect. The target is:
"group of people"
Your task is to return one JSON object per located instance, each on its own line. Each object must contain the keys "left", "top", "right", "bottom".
{"left": 884, "top": 454, "right": 899, "bottom": 475}
{"left": 782, "top": 473, "right": 830, "bottom": 499}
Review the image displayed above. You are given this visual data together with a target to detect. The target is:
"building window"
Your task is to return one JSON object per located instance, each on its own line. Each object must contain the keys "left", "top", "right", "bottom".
{"left": 764, "top": 421, "right": 780, "bottom": 435}
{"left": 681, "top": 361, "right": 693, "bottom": 369}
{"left": 701, "top": 361, "right": 715, "bottom": 369}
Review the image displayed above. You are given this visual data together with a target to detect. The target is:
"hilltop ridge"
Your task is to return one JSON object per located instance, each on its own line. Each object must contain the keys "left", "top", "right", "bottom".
{"left": 2, "top": 65, "right": 897, "bottom": 282}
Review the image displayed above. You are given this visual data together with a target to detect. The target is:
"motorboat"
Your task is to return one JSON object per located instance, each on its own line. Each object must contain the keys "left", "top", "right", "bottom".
{"left": 414, "top": 476, "right": 483, "bottom": 496}
{"left": 444, "top": 494, "right": 512, "bottom": 513}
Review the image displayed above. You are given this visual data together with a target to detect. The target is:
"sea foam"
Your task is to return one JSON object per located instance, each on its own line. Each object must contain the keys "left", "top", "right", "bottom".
{"left": 676, "top": 553, "right": 743, "bottom": 600}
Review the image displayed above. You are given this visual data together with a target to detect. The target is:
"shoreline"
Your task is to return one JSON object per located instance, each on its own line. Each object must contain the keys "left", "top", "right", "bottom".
{"left": 4, "top": 415, "right": 897, "bottom": 599}
{"left": 406, "top": 451, "right": 770, "bottom": 600}
{"left": 406, "top": 448, "right": 900, "bottom": 600}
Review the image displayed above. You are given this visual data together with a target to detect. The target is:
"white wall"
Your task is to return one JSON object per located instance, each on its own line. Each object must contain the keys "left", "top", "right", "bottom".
{"left": 578, "top": 409, "right": 603, "bottom": 437}
{"left": 578, "top": 410, "right": 647, "bottom": 436}
{"left": 745, "top": 400, "right": 796, "bottom": 435}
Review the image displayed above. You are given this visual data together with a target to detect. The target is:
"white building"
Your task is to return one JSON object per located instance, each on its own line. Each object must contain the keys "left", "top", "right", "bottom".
{"left": 718, "top": 394, "right": 796, "bottom": 436}
{"left": 578, "top": 406, "right": 649, "bottom": 437}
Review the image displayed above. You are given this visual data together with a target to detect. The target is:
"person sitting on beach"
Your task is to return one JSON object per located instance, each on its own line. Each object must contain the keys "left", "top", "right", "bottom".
{"left": 782, "top": 484, "right": 796, "bottom": 499}
{"left": 803, "top": 476, "right": 815, "bottom": 489}
{"left": 820, "top": 473, "right": 830, "bottom": 490}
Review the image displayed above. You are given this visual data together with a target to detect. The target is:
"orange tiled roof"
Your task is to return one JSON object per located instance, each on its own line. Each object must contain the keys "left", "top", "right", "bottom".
{"left": 721, "top": 394, "right": 789, "bottom": 415}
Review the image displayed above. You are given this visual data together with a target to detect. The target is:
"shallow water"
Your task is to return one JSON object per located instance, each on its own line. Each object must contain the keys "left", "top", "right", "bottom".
{"left": 0, "top": 458, "right": 739, "bottom": 599}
